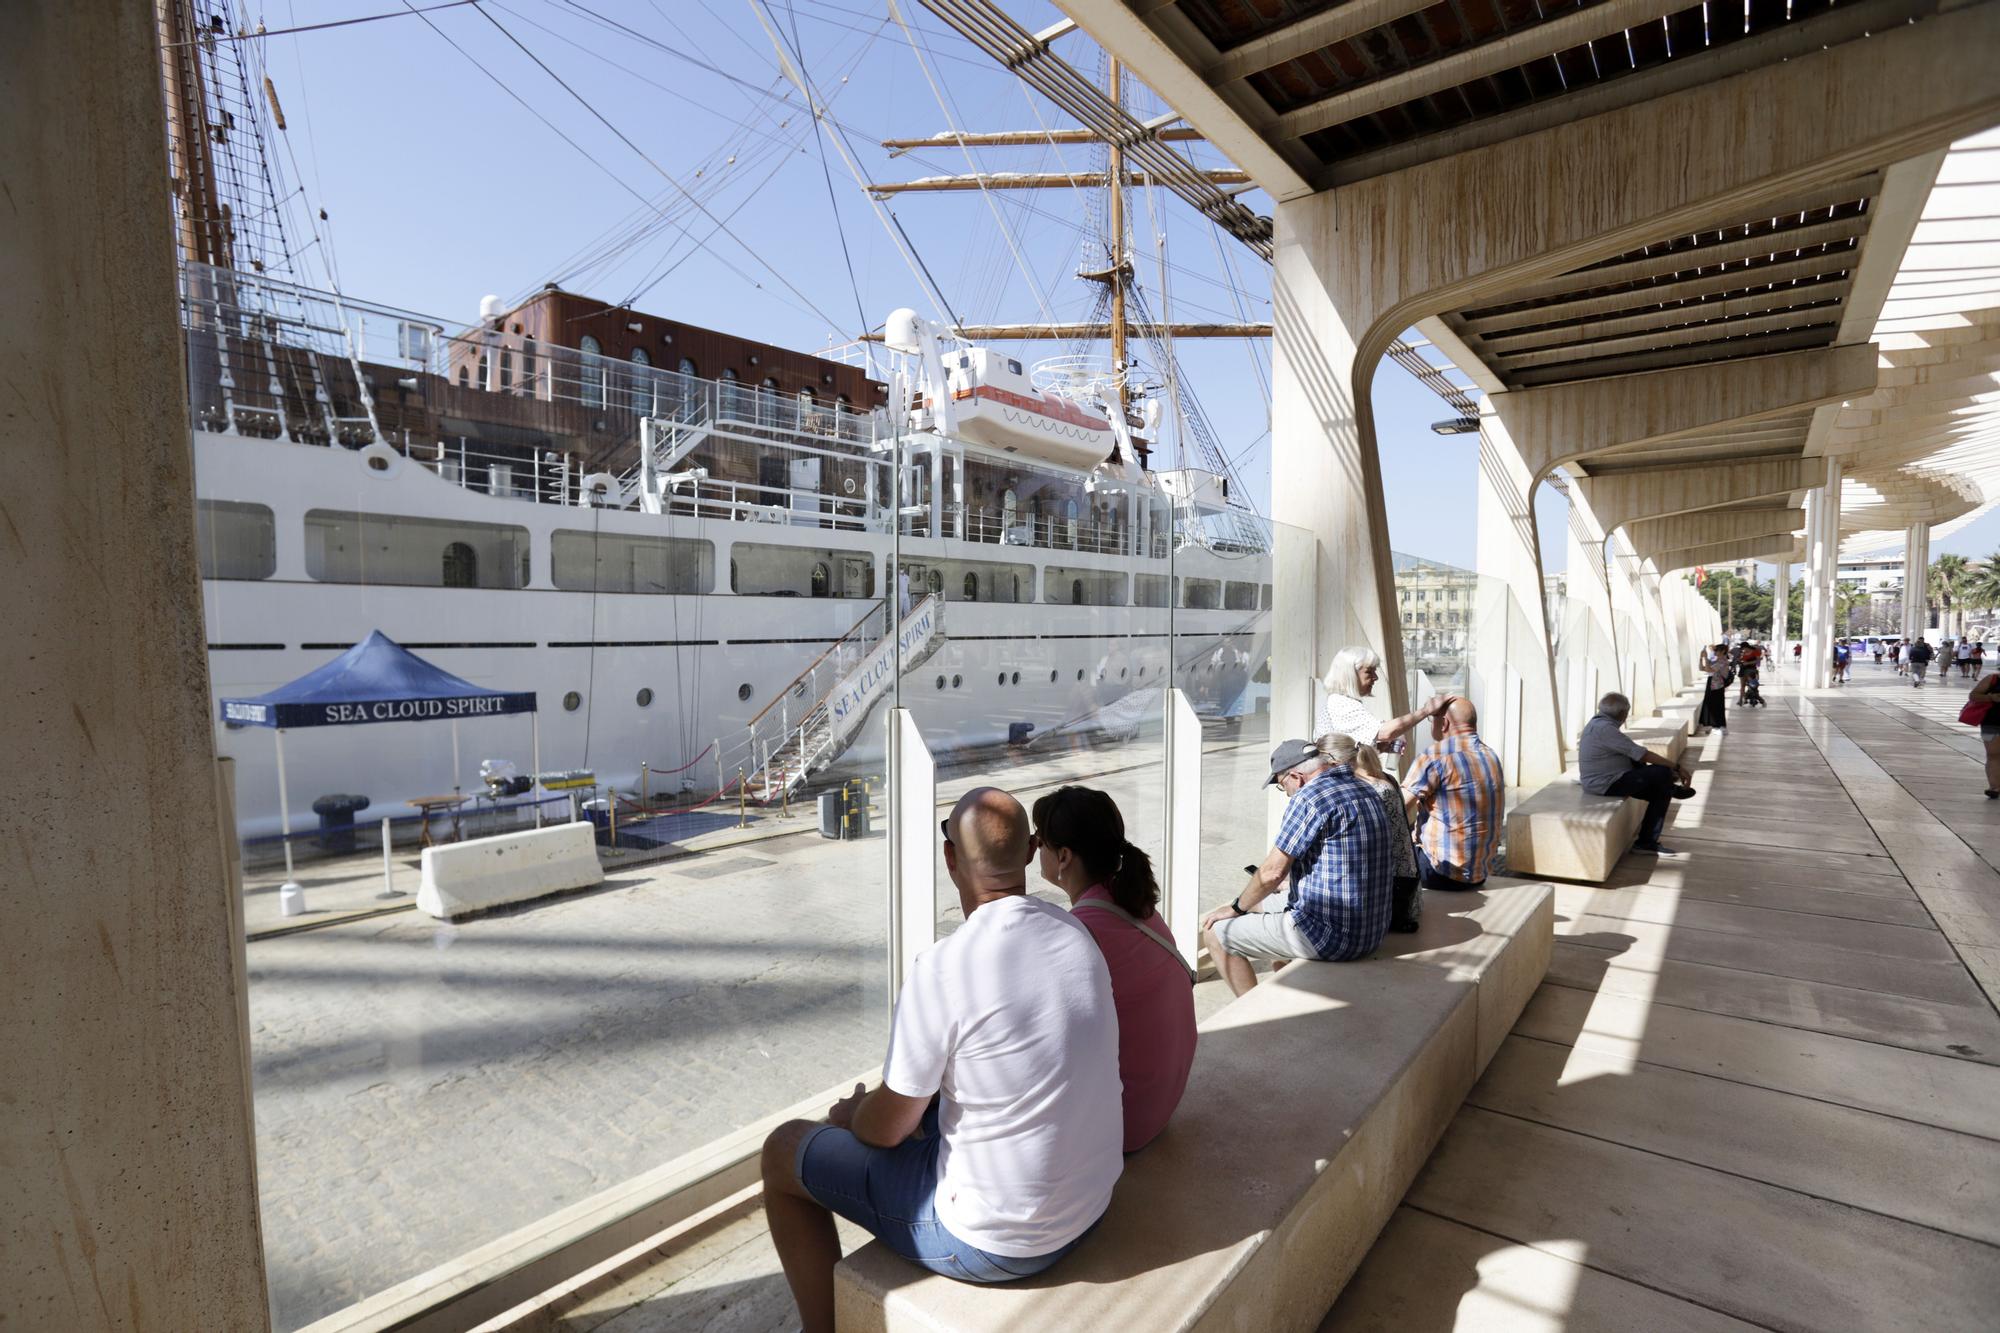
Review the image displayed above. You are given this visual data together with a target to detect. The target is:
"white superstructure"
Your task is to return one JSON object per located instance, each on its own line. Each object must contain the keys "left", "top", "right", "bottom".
{"left": 193, "top": 286, "right": 1272, "bottom": 836}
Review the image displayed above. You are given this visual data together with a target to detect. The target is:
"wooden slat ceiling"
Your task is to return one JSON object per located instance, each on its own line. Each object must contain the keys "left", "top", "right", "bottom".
{"left": 1152, "top": 0, "right": 1940, "bottom": 182}
{"left": 1440, "top": 177, "right": 1878, "bottom": 390}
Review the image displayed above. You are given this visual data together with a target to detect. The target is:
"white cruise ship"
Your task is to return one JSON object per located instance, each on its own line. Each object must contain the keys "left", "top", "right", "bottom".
{"left": 189, "top": 267, "right": 1272, "bottom": 837}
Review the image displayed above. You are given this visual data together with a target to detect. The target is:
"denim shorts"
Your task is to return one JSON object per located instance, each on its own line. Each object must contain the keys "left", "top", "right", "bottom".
{"left": 795, "top": 1101, "right": 1091, "bottom": 1283}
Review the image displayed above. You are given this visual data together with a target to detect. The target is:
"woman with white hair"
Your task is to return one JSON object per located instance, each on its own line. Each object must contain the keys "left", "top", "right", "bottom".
{"left": 1315, "top": 645, "right": 1447, "bottom": 754}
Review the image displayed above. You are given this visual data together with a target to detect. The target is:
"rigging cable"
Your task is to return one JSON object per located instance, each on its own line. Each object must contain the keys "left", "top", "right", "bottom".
{"left": 778, "top": 2, "right": 879, "bottom": 370}
{"left": 887, "top": 0, "right": 1058, "bottom": 331}
{"left": 470, "top": 2, "right": 857, "bottom": 337}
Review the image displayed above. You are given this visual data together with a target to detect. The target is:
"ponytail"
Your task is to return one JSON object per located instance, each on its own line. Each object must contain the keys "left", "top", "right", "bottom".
{"left": 1029, "top": 785, "right": 1160, "bottom": 917}
{"left": 1108, "top": 839, "right": 1159, "bottom": 917}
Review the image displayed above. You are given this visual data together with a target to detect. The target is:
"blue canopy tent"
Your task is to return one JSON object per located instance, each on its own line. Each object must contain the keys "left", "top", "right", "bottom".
{"left": 219, "top": 631, "right": 540, "bottom": 894}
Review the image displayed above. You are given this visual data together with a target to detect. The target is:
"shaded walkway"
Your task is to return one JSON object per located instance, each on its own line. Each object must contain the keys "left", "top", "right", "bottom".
{"left": 1326, "top": 669, "right": 2000, "bottom": 1330}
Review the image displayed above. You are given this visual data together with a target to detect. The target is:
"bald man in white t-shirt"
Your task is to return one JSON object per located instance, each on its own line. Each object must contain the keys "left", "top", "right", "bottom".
{"left": 759, "top": 788, "right": 1123, "bottom": 1332}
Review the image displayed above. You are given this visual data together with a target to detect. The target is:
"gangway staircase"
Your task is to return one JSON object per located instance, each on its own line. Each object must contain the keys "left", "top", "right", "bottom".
{"left": 736, "top": 595, "right": 945, "bottom": 805}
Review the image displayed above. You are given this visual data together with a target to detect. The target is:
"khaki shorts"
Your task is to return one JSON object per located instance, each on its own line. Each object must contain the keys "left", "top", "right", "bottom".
{"left": 1212, "top": 908, "right": 1319, "bottom": 962}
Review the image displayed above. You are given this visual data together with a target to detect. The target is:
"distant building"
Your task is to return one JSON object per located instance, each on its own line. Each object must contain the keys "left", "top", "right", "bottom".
{"left": 1393, "top": 551, "right": 1477, "bottom": 670}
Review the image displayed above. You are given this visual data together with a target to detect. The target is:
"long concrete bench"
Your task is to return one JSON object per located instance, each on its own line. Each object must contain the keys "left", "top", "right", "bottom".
{"left": 1503, "top": 781, "right": 1643, "bottom": 882}
{"left": 416, "top": 821, "right": 604, "bottom": 920}
{"left": 833, "top": 880, "right": 1554, "bottom": 1332}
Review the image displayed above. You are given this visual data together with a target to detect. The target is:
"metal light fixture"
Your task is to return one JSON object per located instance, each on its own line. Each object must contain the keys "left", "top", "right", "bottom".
{"left": 1430, "top": 415, "right": 1480, "bottom": 435}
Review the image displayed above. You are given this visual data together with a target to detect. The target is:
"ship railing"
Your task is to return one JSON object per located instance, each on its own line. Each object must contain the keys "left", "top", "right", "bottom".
{"left": 177, "top": 260, "right": 888, "bottom": 453}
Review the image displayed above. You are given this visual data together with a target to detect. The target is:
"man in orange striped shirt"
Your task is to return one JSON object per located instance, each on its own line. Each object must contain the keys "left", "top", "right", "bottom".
{"left": 1404, "top": 698, "right": 1505, "bottom": 891}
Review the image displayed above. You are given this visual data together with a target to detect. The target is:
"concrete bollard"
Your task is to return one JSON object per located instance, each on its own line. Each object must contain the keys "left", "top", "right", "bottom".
{"left": 278, "top": 881, "right": 306, "bottom": 917}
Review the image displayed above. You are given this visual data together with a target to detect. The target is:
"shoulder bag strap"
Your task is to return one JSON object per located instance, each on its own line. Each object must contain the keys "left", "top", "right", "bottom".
{"left": 1074, "top": 898, "right": 1197, "bottom": 985}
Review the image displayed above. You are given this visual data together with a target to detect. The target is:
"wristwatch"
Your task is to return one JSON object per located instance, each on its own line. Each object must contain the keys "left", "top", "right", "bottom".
{"left": 1229, "top": 897, "right": 1249, "bottom": 916}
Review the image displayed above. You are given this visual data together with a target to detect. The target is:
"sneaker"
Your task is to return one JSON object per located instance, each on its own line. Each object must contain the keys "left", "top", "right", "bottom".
{"left": 1632, "top": 841, "right": 1676, "bottom": 855}
{"left": 1671, "top": 784, "right": 1697, "bottom": 799}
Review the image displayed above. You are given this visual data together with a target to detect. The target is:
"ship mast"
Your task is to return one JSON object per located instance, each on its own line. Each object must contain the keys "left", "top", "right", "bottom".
{"left": 156, "top": 0, "right": 232, "bottom": 271}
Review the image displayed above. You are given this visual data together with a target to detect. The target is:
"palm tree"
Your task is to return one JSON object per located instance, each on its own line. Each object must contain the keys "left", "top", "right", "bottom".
{"left": 1961, "top": 555, "right": 2000, "bottom": 635}
{"left": 1930, "top": 554, "right": 1972, "bottom": 637}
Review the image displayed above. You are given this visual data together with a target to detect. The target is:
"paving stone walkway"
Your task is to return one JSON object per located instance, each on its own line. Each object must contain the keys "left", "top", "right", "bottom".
{"left": 1324, "top": 666, "right": 2000, "bottom": 1331}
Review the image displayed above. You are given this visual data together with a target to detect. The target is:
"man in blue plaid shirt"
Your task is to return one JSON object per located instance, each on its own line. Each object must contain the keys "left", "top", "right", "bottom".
{"left": 1201, "top": 739, "right": 1393, "bottom": 996}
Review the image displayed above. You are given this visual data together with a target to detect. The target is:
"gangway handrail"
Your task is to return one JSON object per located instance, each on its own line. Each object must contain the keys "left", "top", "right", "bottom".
{"left": 741, "top": 597, "right": 890, "bottom": 735}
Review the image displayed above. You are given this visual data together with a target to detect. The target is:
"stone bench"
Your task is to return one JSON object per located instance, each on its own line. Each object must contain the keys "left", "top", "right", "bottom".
{"left": 1623, "top": 719, "right": 1688, "bottom": 767}
{"left": 416, "top": 821, "right": 604, "bottom": 920}
{"left": 1502, "top": 778, "right": 1648, "bottom": 882}
{"left": 833, "top": 881, "right": 1555, "bottom": 1333}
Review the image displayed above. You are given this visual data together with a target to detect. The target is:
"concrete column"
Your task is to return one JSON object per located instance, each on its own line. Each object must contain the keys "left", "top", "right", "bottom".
{"left": 1561, "top": 489, "right": 1623, "bottom": 737}
{"left": 1772, "top": 561, "right": 1792, "bottom": 662}
{"left": 1801, "top": 457, "right": 1844, "bottom": 687}
{"left": 1269, "top": 197, "right": 1409, "bottom": 743}
{"left": 2, "top": 6, "right": 269, "bottom": 1329}
{"left": 1904, "top": 522, "right": 1931, "bottom": 641}
{"left": 1472, "top": 414, "right": 1565, "bottom": 786}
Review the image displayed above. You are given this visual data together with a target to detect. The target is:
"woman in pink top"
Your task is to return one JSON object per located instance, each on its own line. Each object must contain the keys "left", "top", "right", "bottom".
{"left": 1031, "top": 786, "right": 1197, "bottom": 1152}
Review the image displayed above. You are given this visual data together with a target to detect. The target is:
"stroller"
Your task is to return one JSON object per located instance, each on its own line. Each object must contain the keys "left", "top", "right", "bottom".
{"left": 1739, "top": 662, "right": 1766, "bottom": 707}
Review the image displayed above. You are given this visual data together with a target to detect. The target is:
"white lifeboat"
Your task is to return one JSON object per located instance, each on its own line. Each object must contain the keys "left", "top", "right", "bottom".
{"left": 936, "top": 347, "right": 1116, "bottom": 470}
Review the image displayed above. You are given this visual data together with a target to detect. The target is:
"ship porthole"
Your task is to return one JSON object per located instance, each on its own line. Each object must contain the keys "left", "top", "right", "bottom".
{"left": 737, "top": 683, "right": 753, "bottom": 702}
{"left": 936, "top": 675, "right": 946, "bottom": 690}
{"left": 1049, "top": 669, "right": 1058, "bottom": 683}
{"left": 997, "top": 672, "right": 1006, "bottom": 687}
{"left": 952, "top": 674, "right": 962, "bottom": 689}
{"left": 636, "top": 688, "right": 654, "bottom": 707}
{"left": 1076, "top": 669, "right": 1084, "bottom": 682}
{"left": 1010, "top": 671, "right": 1020, "bottom": 685}
{"left": 563, "top": 691, "right": 582, "bottom": 712}
{"left": 1120, "top": 668, "right": 1128, "bottom": 679}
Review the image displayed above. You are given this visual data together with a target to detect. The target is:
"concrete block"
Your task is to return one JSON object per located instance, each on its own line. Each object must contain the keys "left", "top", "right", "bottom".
{"left": 1624, "top": 720, "right": 1688, "bottom": 766}
{"left": 416, "top": 822, "right": 604, "bottom": 920}
{"left": 1504, "top": 783, "right": 1644, "bottom": 882}
{"left": 834, "top": 885, "right": 1554, "bottom": 1333}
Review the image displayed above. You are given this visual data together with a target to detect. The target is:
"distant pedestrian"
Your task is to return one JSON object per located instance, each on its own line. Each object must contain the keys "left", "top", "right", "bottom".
{"left": 1736, "top": 641, "right": 1764, "bottom": 705}
{"left": 1959, "top": 639, "right": 1978, "bottom": 678}
{"left": 1874, "top": 643, "right": 1885, "bottom": 665}
{"left": 1909, "top": 636, "right": 1934, "bottom": 686}
{"left": 1893, "top": 641, "right": 1905, "bottom": 675}
{"left": 1832, "top": 640, "right": 1851, "bottom": 685}
{"left": 1697, "top": 643, "right": 1730, "bottom": 732}
{"left": 1793, "top": 642, "right": 1803, "bottom": 664}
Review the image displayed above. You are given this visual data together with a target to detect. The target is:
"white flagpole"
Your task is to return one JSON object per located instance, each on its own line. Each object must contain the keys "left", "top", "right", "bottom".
{"left": 532, "top": 711, "right": 543, "bottom": 828}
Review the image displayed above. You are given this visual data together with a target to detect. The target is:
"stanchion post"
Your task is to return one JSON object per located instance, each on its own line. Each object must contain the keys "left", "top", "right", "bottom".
{"left": 376, "top": 816, "right": 400, "bottom": 899}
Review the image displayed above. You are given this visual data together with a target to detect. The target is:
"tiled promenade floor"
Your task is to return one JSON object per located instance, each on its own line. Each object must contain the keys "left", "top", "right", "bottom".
{"left": 1324, "top": 665, "right": 2000, "bottom": 1331}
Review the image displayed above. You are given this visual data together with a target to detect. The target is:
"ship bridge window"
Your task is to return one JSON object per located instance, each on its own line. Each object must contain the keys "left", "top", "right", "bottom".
{"left": 305, "top": 509, "right": 530, "bottom": 589}
{"left": 1224, "top": 581, "right": 1259, "bottom": 611}
{"left": 1043, "top": 565, "right": 1126, "bottom": 607}
{"left": 898, "top": 557, "right": 1033, "bottom": 605}
{"left": 195, "top": 500, "right": 276, "bottom": 581}
{"left": 1182, "top": 577, "right": 1221, "bottom": 610}
{"left": 552, "top": 530, "right": 714, "bottom": 595}
{"left": 443, "top": 542, "right": 478, "bottom": 588}
{"left": 679, "top": 357, "right": 697, "bottom": 377}
{"left": 579, "top": 335, "right": 605, "bottom": 407}
{"left": 1007, "top": 359, "right": 1022, "bottom": 376}
{"left": 731, "top": 542, "right": 874, "bottom": 598}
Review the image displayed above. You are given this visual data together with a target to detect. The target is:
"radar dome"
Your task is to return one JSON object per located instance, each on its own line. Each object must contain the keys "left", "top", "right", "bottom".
{"left": 882, "top": 307, "right": 924, "bottom": 354}
{"left": 479, "top": 294, "right": 504, "bottom": 323}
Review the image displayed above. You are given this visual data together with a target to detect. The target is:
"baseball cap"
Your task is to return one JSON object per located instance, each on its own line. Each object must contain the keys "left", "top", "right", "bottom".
{"left": 1266, "top": 739, "right": 1319, "bottom": 786}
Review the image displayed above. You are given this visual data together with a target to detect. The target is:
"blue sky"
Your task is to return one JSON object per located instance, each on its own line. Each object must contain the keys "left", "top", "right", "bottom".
{"left": 248, "top": 0, "right": 1995, "bottom": 576}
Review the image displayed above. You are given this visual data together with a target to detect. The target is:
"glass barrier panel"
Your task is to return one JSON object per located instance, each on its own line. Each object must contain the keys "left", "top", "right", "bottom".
{"left": 190, "top": 316, "right": 892, "bottom": 1327}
